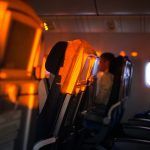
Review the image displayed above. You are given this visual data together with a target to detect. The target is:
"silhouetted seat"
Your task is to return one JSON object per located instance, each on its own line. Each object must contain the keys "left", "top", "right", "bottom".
{"left": 35, "top": 41, "right": 68, "bottom": 143}
{"left": 33, "top": 39, "right": 98, "bottom": 150}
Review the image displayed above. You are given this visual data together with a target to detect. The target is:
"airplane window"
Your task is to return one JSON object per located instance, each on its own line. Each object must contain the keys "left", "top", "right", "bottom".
{"left": 145, "top": 62, "right": 150, "bottom": 87}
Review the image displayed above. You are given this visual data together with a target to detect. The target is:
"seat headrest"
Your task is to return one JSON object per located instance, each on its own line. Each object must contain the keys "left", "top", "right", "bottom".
{"left": 106, "top": 56, "right": 133, "bottom": 110}
{"left": 114, "top": 56, "right": 124, "bottom": 73}
{"left": 45, "top": 41, "right": 68, "bottom": 75}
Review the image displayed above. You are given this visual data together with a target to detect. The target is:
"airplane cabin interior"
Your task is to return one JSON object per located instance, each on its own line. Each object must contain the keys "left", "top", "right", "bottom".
{"left": 0, "top": 0, "right": 150, "bottom": 150}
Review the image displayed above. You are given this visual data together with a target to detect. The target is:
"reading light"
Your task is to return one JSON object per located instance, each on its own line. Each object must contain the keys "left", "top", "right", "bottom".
{"left": 131, "top": 51, "right": 138, "bottom": 57}
{"left": 43, "top": 22, "right": 48, "bottom": 31}
{"left": 119, "top": 51, "right": 126, "bottom": 57}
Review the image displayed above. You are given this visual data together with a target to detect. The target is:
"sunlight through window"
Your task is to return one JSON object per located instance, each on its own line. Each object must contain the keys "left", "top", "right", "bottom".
{"left": 145, "top": 62, "right": 150, "bottom": 87}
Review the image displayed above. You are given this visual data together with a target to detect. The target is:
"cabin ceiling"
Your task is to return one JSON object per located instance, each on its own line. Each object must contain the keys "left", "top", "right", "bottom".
{"left": 26, "top": 0, "right": 150, "bottom": 33}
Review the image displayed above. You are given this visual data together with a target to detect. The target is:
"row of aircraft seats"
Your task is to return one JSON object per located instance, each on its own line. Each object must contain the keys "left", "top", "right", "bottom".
{"left": 33, "top": 40, "right": 99, "bottom": 150}
{"left": 111, "top": 61, "right": 150, "bottom": 150}
{"left": 78, "top": 56, "right": 133, "bottom": 150}
{"left": 112, "top": 109, "right": 150, "bottom": 150}
{"left": 1, "top": 1, "right": 149, "bottom": 149}
{"left": 0, "top": 1, "right": 101, "bottom": 149}
{"left": 34, "top": 39, "right": 135, "bottom": 150}
{"left": 111, "top": 93, "right": 150, "bottom": 148}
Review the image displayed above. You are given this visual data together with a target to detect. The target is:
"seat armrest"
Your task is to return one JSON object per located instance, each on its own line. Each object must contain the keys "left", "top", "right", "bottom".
{"left": 33, "top": 137, "right": 56, "bottom": 150}
{"left": 103, "top": 101, "right": 121, "bottom": 125}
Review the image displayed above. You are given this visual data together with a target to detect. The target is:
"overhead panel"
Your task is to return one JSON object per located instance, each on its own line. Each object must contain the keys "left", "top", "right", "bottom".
{"left": 120, "top": 16, "right": 143, "bottom": 32}
{"left": 42, "top": 16, "right": 84, "bottom": 32}
{"left": 26, "top": 0, "right": 96, "bottom": 15}
{"left": 42, "top": 16, "right": 122, "bottom": 33}
{"left": 26, "top": 0, "right": 150, "bottom": 33}
{"left": 145, "top": 16, "right": 150, "bottom": 32}
{"left": 96, "top": 0, "right": 150, "bottom": 15}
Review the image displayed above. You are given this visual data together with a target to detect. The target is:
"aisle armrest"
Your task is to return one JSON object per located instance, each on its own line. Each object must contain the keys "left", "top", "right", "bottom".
{"left": 33, "top": 137, "right": 56, "bottom": 150}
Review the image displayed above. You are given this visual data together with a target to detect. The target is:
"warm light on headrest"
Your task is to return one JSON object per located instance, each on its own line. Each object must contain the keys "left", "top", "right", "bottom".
{"left": 59, "top": 40, "right": 84, "bottom": 94}
{"left": 95, "top": 50, "right": 102, "bottom": 57}
{"left": 0, "top": 72, "right": 7, "bottom": 79}
{"left": 0, "top": 2, "right": 7, "bottom": 18}
{"left": 58, "top": 39, "right": 96, "bottom": 94}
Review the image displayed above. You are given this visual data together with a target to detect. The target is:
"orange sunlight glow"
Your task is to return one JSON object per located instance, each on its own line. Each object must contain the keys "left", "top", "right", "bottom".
{"left": 0, "top": 11, "right": 11, "bottom": 61}
{"left": 0, "top": 72, "right": 7, "bottom": 79}
{"left": 4, "top": 83, "right": 38, "bottom": 109}
{"left": 7, "top": 84, "right": 19, "bottom": 103}
{"left": 35, "top": 55, "right": 47, "bottom": 79}
{"left": 19, "top": 95, "right": 38, "bottom": 109}
{"left": 96, "top": 50, "right": 102, "bottom": 57}
{"left": 19, "top": 84, "right": 38, "bottom": 109}
{"left": 27, "top": 28, "right": 42, "bottom": 75}
{"left": 131, "top": 51, "right": 138, "bottom": 57}
{"left": 40, "top": 55, "right": 47, "bottom": 78}
{"left": 120, "top": 51, "right": 126, "bottom": 57}
{"left": 0, "top": 2, "right": 7, "bottom": 21}
{"left": 59, "top": 40, "right": 96, "bottom": 94}
{"left": 59, "top": 43, "right": 84, "bottom": 94}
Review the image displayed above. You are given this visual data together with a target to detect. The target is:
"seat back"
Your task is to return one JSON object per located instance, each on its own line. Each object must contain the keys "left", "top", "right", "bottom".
{"left": 0, "top": 1, "right": 43, "bottom": 150}
{"left": 36, "top": 41, "right": 68, "bottom": 141}
{"left": 68, "top": 56, "right": 99, "bottom": 128}
{"left": 106, "top": 56, "right": 133, "bottom": 125}
{"left": 56, "top": 40, "right": 98, "bottom": 136}
{"left": 72, "top": 57, "right": 99, "bottom": 123}
{"left": 34, "top": 39, "right": 97, "bottom": 149}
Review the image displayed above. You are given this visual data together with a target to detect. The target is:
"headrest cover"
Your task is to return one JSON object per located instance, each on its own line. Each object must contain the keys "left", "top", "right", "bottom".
{"left": 45, "top": 41, "right": 68, "bottom": 75}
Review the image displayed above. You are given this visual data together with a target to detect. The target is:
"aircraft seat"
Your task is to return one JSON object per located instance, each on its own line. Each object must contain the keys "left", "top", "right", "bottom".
{"left": 33, "top": 39, "right": 97, "bottom": 150}
{"left": 81, "top": 56, "right": 133, "bottom": 146}
{"left": 134, "top": 110, "right": 150, "bottom": 119}
{"left": 123, "top": 124, "right": 150, "bottom": 140}
{"left": 122, "top": 111, "right": 150, "bottom": 140}
{"left": 112, "top": 138, "right": 150, "bottom": 150}
{"left": 127, "top": 118, "right": 150, "bottom": 127}
{"left": 35, "top": 41, "right": 67, "bottom": 141}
